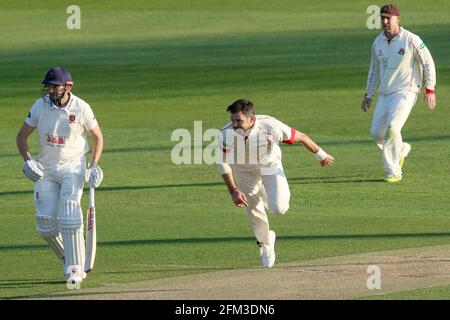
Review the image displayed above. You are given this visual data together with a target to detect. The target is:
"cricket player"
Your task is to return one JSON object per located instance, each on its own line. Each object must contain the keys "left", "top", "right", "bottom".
{"left": 361, "top": 4, "right": 436, "bottom": 182}
{"left": 217, "top": 99, "right": 334, "bottom": 268}
{"left": 16, "top": 67, "right": 104, "bottom": 288}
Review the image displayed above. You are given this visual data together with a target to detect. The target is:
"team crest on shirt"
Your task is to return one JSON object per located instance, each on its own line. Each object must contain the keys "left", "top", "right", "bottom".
{"left": 398, "top": 48, "right": 405, "bottom": 56}
{"left": 68, "top": 115, "right": 76, "bottom": 123}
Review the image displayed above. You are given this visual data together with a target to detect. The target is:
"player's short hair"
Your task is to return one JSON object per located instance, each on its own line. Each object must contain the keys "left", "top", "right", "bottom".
{"left": 227, "top": 99, "right": 255, "bottom": 117}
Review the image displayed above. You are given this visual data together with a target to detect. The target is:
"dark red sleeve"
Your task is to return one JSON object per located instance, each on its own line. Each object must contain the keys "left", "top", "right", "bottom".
{"left": 282, "top": 128, "right": 296, "bottom": 145}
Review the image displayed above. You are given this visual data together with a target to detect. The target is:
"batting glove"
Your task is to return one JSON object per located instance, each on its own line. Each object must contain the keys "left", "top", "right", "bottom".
{"left": 22, "top": 156, "right": 44, "bottom": 182}
{"left": 86, "top": 161, "right": 103, "bottom": 188}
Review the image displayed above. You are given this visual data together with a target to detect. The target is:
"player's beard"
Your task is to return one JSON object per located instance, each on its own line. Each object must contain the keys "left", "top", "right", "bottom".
{"left": 50, "top": 89, "right": 67, "bottom": 106}
{"left": 42, "top": 87, "right": 67, "bottom": 106}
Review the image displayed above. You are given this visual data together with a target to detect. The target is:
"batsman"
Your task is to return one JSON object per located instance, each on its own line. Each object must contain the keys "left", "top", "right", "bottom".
{"left": 16, "top": 67, "right": 104, "bottom": 288}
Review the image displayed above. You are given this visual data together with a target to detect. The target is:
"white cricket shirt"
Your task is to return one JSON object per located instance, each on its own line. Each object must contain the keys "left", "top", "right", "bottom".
{"left": 217, "top": 115, "right": 295, "bottom": 175}
{"left": 25, "top": 93, "right": 98, "bottom": 166}
{"left": 366, "top": 27, "right": 436, "bottom": 98}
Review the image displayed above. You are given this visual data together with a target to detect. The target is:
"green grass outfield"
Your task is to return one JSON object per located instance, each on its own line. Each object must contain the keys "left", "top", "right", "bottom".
{"left": 364, "top": 284, "right": 450, "bottom": 300}
{"left": 1, "top": 0, "right": 449, "bottom": 299}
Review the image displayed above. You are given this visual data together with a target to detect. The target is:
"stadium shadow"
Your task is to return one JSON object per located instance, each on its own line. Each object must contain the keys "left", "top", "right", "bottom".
{"left": 99, "top": 232, "right": 450, "bottom": 247}
{"left": 288, "top": 177, "right": 384, "bottom": 184}
{"left": 302, "top": 134, "right": 450, "bottom": 147}
{"left": 10, "top": 288, "right": 186, "bottom": 300}
{"left": 3, "top": 232, "right": 450, "bottom": 252}
{"left": 0, "top": 145, "right": 172, "bottom": 159}
{"left": 2, "top": 134, "right": 449, "bottom": 160}
{"left": 0, "top": 182, "right": 224, "bottom": 197}
{"left": 0, "top": 176, "right": 390, "bottom": 197}
{"left": 0, "top": 190, "right": 33, "bottom": 196}
{"left": 0, "top": 279, "right": 63, "bottom": 289}
{"left": 98, "top": 182, "right": 223, "bottom": 192}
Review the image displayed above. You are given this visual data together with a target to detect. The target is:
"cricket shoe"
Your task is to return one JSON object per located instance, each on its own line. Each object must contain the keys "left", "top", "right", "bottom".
{"left": 63, "top": 260, "right": 87, "bottom": 279}
{"left": 257, "top": 230, "right": 276, "bottom": 268}
{"left": 384, "top": 176, "right": 402, "bottom": 183}
{"left": 400, "top": 143, "right": 411, "bottom": 168}
{"left": 66, "top": 265, "right": 84, "bottom": 290}
{"left": 64, "top": 270, "right": 87, "bottom": 280}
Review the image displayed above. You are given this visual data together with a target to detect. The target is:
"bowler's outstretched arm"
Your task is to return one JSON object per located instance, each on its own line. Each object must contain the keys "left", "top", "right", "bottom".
{"left": 293, "top": 130, "right": 335, "bottom": 167}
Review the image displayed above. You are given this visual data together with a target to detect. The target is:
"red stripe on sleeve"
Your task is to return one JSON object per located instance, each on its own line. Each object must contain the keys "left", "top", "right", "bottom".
{"left": 282, "top": 128, "right": 296, "bottom": 145}
{"left": 426, "top": 88, "right": 435, "bottom": 94}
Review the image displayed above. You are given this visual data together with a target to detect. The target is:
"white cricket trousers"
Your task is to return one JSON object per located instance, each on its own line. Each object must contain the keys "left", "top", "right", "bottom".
{"left": 234, "top": 167, "right": 290, "bottom": 245}
{"left": 34, "top": 160, "right": 86, "bottom": 274}
{"left": 370, "top": 90, "right": 418, "bottom": 177}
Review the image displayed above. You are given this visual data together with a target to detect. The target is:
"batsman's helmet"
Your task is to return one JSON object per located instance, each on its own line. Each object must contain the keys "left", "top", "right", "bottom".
{"left": 42, "top": 67, "right": 73, "bottom": 86}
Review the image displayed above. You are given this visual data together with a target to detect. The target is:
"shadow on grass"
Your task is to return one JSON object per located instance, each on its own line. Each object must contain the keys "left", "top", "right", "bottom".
{"left": 0, "top": 279, "right": 63, "bottom": 290}
{"left": 10, "top": 288, "right": 187, "bottom": 300}
{"left": 288, "top": 177, "right": 384, "bottom": 184}
{"left": 3, "top": 232, "right": 450, "bottom": 253}
{"left": 2, "top": 134, "right": 450, "bottom": 160}
{"left": 0, "top": 176, "right": 385, "bottom": 197}
{"left": 0, "top": 182, "right": 224, "bottom": 197}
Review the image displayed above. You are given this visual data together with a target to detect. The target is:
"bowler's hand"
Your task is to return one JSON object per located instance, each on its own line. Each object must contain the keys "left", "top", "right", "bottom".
{"left": 231, "top": 189, "right": 248, "bottom": 208}
{"left": 424, "top": 93, "right": 436, "bottom": 110}
{"left": 361, "top": 97, "right": 372, "bottom": 112}
{"left": 320, "top": 155, "right": 335, "bottom": 167}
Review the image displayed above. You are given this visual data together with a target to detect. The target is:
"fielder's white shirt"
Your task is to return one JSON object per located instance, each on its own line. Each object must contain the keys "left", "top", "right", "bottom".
{"left": 25, "top": 93, "right": 98, "bottom": 166}
{"left": 366, "top": 27, "right": 436, "bottom": 98}
{"left": 217, "top": 115, "right": 295, "bottom": 175}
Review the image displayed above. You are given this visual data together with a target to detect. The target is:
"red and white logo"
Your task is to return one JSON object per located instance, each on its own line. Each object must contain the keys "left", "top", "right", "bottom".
{"left": 69, "top": 115, "right": 76, "bottom": 123}
{"left": 87, "top": 208, "right": 95, "bottom": 230}
{"left": 46, "top": 134, "right": 65, "bottom": 146}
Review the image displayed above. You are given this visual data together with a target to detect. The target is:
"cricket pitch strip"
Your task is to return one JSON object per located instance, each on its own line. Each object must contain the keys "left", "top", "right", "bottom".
{"left": 27, "top": 244, "right": 450, "bottom": 300}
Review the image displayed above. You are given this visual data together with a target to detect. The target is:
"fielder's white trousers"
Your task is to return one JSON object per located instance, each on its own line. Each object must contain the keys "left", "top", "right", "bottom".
{"left": 234, "top": 167, "right": 290, "bottom": 245}
{"left": 370, "top": 90, "right": 418, "bottom": 177}
{"left": 34, "top": 160, "right": 86, "bottom": 274}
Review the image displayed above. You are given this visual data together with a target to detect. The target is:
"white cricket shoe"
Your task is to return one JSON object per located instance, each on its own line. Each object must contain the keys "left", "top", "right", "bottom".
{"left": 257, "top": 230, "right": 276, "bottom": 268}
{"left": 64, "top": 261, "right": 87, "bottom": 279}
{"left": 400, "top": 143, "right": 411, "bottom": 168}
{"left": 66, "top": 265, "right": 83, "bottom": 290}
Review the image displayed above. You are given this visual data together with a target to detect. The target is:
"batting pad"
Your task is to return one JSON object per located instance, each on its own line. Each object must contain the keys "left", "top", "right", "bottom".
{"left": 60, "top": 200, "right": 85, "bottom": 273}
{"left": 36, "top": 215, "right": 65, "bottom": 260}
{"left": 44, "top": 235, "right": 65, "bottom": 261}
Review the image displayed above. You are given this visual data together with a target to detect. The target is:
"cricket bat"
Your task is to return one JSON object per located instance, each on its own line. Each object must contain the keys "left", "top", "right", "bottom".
{"left": 84, "top": 185, "right": 96, "bottom": 273}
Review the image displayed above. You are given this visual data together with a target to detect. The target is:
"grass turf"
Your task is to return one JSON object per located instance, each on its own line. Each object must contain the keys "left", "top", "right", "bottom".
{"left": 0, "top": 0, "right": 449, "bottom": 299}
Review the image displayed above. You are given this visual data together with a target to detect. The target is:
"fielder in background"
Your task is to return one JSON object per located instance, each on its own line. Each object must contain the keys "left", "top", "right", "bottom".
{"left": 16, "top": 67, "right": 104, "bottom": 288}
{"left": 361, "top": 4, "right": 436, "bottom": 182}
{"left": 217, "top": 99, "right": 334, "bottom": 268}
